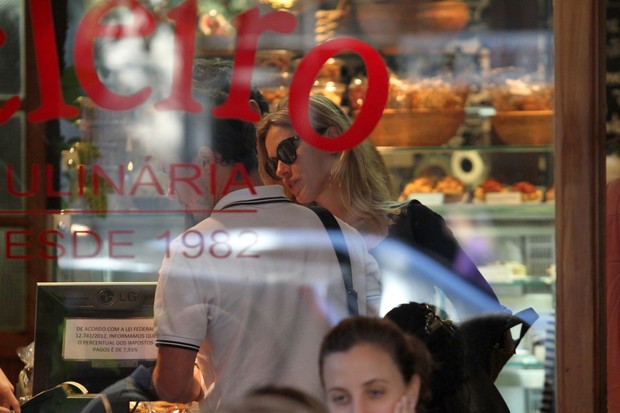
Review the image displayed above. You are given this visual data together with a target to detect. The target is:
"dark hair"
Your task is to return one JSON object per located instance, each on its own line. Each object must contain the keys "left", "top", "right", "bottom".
{"left": 247, "top": 386, "right": 327, "bottom": 413}
{"left": 192, "top": 57, "right": 270, "bottom": 116}
{"left": 183, "top": 88, "right": 258, "bottom": 173}
{"left": 319, "top": 317, "right": 432, "bottom": 411}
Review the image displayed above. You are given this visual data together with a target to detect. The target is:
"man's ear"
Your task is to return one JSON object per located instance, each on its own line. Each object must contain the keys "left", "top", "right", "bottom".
{"left": 198, "top": 147, "right": 215, "bottom": 168}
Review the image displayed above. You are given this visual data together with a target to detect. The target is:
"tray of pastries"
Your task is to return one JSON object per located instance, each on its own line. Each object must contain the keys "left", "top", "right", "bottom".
{"left": 473, "top": 178, "right": 544, "bottom": 204}
{"left": 400, "top": 175, "right": 466, "bottom": 204}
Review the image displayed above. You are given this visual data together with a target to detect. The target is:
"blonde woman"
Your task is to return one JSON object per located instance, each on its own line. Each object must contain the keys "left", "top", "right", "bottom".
{"left": 256, "top": 95, "right": 500, "bottom": 317}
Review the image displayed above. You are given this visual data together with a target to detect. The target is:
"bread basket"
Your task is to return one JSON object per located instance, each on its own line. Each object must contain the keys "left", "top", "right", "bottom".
{"left": 491, "top": 110, "right": 554, "bottom": 145}
{"left": 368, "top": 108, "right": 465, "bottom": 146}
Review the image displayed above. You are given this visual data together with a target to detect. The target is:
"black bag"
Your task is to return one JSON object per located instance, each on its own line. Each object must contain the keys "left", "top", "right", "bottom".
{"left": 386, "top": 302, "right": 539, "bottom": 413}
{"left": 386, "top": 303, "right": 471, "bottom": 413}
{"left": 458, "top": 308, "right": 539, "bottom": 413}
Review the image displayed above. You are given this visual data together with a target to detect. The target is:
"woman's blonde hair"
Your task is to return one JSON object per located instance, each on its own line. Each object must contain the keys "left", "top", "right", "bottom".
{"left": 256, "top": 95, "right": 398, "bottom": 233}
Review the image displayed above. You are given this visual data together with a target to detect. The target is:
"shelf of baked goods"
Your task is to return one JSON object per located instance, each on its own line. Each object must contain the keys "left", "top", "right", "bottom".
{"left": 397, "top": 177, "right": 555, "bottom": 209}
{"left": 362, "top": 65, "right": 553, "bottom": 148}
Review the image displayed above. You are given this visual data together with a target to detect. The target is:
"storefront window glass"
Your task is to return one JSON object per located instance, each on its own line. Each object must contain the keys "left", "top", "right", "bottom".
{"left": 0, "top": 1, "right": 557, "bottom": 412}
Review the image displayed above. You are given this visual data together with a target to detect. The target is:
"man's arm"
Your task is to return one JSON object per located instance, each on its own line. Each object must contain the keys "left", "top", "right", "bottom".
{"left": 153, "top": 346, "right": 203, "bottom": 403}
{"left": 0, "top": 368, "right": 20, "bottom": 413}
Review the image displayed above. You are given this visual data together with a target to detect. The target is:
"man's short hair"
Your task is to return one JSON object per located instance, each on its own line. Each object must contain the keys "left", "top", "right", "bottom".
{"left": 183, "top": 88, "right": 258, "bottom": 173}
{"left": 192, "top": 58, "right": 270, "bottom": 116}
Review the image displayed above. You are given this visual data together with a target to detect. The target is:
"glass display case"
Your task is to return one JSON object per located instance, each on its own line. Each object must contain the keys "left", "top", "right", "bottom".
{"left": 379, "top": 144, "right": 555, "bottom": 413}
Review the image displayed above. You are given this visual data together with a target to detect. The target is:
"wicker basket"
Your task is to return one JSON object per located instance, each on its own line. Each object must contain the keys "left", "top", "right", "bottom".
{"left": 416, "top": 1, "right": 470, "bottom": 32}
{"left": 491, "top": 110, "right": 554, "bottom": 145}
{"left": 368, "top": 109, "right": 465, "bottom": 147}
{"left": 355, "top": 1, "right": 469, "bottom": 46}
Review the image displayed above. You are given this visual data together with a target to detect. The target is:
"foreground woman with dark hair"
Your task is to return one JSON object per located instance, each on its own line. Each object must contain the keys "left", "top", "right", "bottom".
{"left": 319, "top": 317, "right": 432, "bottom": 413}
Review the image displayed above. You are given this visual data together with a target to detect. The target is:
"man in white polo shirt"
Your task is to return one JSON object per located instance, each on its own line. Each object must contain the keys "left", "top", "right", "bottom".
{"left": 152, "top": 86, "right": 381, "bottom": 412}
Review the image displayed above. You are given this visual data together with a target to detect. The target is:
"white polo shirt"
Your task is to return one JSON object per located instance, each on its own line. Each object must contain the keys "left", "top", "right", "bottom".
{"left": 154, "top": 185, "right": 381, "bottom": 411}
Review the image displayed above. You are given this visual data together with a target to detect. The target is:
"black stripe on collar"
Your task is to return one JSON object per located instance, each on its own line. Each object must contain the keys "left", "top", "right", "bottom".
{"left": 219, "top": 197, "right": 293, "bottom": 210}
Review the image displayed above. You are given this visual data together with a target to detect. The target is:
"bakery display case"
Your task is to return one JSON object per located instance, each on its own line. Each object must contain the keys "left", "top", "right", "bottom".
{"left": 374, "top": 138, "right": 554, "bottom": 413}
{"left": 337, "top": 1, "right": 554, "bottom": 411}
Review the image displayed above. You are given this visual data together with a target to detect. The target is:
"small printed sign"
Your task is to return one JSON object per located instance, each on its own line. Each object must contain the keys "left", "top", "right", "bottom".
{"left": 63, "top": 318, "right": 157, "bottom": 361}
{"left": 485, "top": 192, "right": 523, "bottom": 204}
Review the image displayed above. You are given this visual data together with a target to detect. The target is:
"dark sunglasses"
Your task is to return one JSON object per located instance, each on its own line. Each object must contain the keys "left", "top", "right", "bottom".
{"left": 265, "top": 135, "right": 300, "bottom": 180}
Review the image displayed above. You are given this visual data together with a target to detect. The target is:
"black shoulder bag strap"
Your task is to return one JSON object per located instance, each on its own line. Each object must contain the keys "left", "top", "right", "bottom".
{"left": 309, "top": 206, "right": 359, "bottom": 316}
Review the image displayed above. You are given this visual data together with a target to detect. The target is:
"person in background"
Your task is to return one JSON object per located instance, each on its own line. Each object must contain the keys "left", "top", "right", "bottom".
{"left": 0, "top": 368, "right": 20, "bottom": 413}
{"left": 607, "top": 175, "right": 620, "bottom": 411}
{"left": 607, "top": 135, "right": 620, "bottom": 184}
{"left": 152, "top": 89, "right": 381, "bottom": 411}
{"left": 318, "top": 316, "right": 432, "bottom": 413}
{"left": 256, "top": 95, "right": 500, "bottom": 318}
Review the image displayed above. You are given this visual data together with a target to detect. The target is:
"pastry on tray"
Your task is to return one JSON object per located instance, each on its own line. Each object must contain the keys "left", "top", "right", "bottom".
{"left": 511, "top": 181, "right": 542, "bottom": 202}
{"left": 435, "top": 175, "right": 465, "bottom": 202}
{"left": 401, "top": 177, "right": 436, "bottom": 197}
{"left": 400, "top": 175, "right": 465, "bottom": 203}
{"left": 473, "top": 178, "right": 504, "bottom": 202}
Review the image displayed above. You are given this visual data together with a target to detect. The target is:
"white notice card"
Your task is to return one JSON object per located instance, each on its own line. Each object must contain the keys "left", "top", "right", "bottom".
{"left": 63, "top": 318, "right": 157, "bottom": 360}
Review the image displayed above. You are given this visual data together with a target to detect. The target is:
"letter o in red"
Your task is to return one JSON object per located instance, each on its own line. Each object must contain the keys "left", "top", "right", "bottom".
{"left": 288, "top": 38, "right": 388, "bottom": 152}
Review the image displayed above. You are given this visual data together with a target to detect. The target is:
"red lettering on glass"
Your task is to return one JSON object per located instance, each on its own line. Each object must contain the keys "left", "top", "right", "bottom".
{"left": 0, "top": 96, "right": 20, "bottom": 125}
{"left": 212, "top": 7, "right": 296, "bottom": 122}
{"left": 130, "top": 161, "right": 165, "bottom": 196}
{"left": 167, "top": 163, "right": 202, "bottom": 197}
{"left": 74, "top": 0, "right": 156, "bottom": 110}
{"left": 6, "top": 230, "right": 32, "bottom": 260}
{"left": 46, "top": 165, "right": 71, "bottom": 197}
{"left": 154, "top": 0, "right": 201, "bottom": 113}
{"left": 109, "top": 230, "right": 134, "bottom": 258}
{"left": 7, "top": 164, "right": 38, "bottom": 196}
{"left": 93, "top": 164, "right": 124, "bottom": 195}
{"left": 28, "top": 0, "right": 79, "bottom": 122}
{"left": 73, "top": 231, "right": 102, "bottom": 258}
{"left": 38, "top": 230, "right": 64, "bottom": 259}
{"left": 77, "top": 165, "right": 86, "bottom": 195}
{"left": 0, "top": 28, "right": 20, "bottom": 124}
{"left": 5, "top": 5, "right": 388, "bottom": 153}
{"left": 289, "top": 38, "right": 388, "bottom": 152}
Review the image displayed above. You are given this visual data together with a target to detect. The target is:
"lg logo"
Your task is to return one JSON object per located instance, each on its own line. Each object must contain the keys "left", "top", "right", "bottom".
{"left": 97, "top": 289, "right": 137, "bottom": 305}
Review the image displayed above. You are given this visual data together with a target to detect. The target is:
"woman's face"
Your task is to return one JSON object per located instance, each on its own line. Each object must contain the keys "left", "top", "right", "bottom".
{"left": 322, "top": 343, "right": 419, "bottom": 413}
{"left": 264, "top": 125, "right": 336, "bottom": 204}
